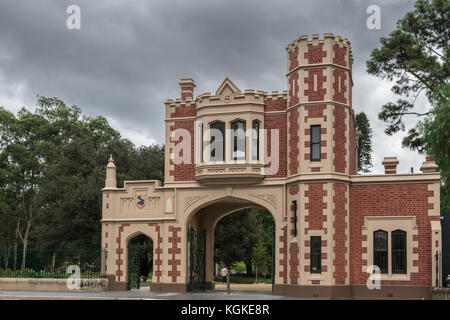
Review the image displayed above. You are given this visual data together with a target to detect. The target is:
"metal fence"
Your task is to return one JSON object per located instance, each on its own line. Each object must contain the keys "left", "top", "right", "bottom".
{"left": 0, "top": 247, "right": 106, "bottom": 278}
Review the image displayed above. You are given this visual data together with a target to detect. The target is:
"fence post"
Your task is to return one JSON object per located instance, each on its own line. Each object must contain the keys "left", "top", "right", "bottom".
{"left": 101, "top": 248, "right": 107, "bottom": 277}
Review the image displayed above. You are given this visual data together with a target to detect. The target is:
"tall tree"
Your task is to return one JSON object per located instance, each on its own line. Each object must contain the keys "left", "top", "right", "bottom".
{"left": 355, "top": 112, "right": 373, "bottom": 173}
{"left": 423, "top": 84, "right": 450, "bottom": 212}
{"left": 0, "top": 97, "right": 166, "bottom": 250}
{"left": 0, "top": 106, "right": 53, "bottom": 269}
{"left": 214, "top": 209, "right": 261, "bottom": 276}
{"left": 252, "top": 241, "right": 267, "bottom": 284}
{"left": 366, "top": 0, "right": 449, "bottom": 152}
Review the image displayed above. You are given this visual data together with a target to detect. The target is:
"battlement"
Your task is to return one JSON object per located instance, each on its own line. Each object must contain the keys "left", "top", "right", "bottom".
{"left": 264, "top": 90, "right": 287, "bottom": 101}
{"left": 286, "top": 33, "right": 353, "bottom": 67}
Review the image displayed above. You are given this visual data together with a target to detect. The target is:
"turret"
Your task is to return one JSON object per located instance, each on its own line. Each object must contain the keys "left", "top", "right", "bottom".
{"left": 105, "top": 154, "right": 117, "bottom": 188}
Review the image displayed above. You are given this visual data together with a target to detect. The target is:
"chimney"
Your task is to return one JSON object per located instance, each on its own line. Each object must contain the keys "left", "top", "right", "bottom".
{"left": 420, "top": 156, "right": 438, "bottom": 173}
{"left": 179, "top": 78, "right": 196, "bottom": 100}
{"left": 105, "top": 154, "right": 117, "bottom": 188}
{"left": 382, "top": 157, "right": 399, "bottom": 174}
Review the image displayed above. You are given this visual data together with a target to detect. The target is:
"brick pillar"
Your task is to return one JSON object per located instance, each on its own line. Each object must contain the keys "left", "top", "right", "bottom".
{"left": 420, "top": 156, "right": 439, "bottom": 173}
{"left": 179, "top": 78, "right": 196, "bottom": 100}
{"left": 382, "top": 157, "right": 399, "bottom": 174}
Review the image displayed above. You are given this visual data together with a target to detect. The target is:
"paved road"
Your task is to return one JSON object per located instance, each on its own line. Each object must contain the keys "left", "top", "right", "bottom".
{"left": 0, "top": 288, "right": 306, "bottom": 300}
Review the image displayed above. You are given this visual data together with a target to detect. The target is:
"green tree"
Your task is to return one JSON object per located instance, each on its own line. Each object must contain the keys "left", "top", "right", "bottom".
{"left": 423, "top": 84, "right": 450, "bottom": 212}
{"left": 0, "top": 96, "right": 166, "bottom": 250}
{"left": 253, "top": 208, "right": 274, "bottom": 277}
{"left": 252, "top": 241, "right": 267, "bottom": 284}
{"left": 214, "top": 209, "right": 260, "bottom": 275}
{"left": 366, "top": 0, "right": 449, "bottom": 152}
{"left": 0, "top": 105, "right": 54, "bottom": 270}
{"left": 355, "top": 112, "right": 373, "bottom": 173}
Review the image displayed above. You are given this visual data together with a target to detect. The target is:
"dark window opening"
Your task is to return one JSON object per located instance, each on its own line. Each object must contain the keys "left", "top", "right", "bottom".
{"left": 310, "top": 125, "right": 321, "bottom": 161}
{"left": 310, "top": 236, "right": 321, "bottom": 273}
{"left": 392, "top": 230, "right": 407, "bottom": 274}
{"left": 292, "top": 201, "right": 297, "bottom": 237}
{"left": 231, "top": 121, "right": 246, "bottom": 160}
{"left": 374, "top": 230, "right": 388, "bottom": 274}
{"left": 210, "top": 122, "right": 225, "bottom": 161}
{"left": 252, "top": 120, "right": 259, "bottom": 161}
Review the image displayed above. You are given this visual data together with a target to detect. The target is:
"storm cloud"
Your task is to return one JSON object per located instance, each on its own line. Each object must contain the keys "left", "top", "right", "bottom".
{"left": 0, "top": 0, "right": 428, "bottom": 173}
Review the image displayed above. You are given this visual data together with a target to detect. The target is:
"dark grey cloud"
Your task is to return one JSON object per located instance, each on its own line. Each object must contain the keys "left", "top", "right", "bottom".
{"left": 0, "top": 0, "right": 426, "bottom": 173}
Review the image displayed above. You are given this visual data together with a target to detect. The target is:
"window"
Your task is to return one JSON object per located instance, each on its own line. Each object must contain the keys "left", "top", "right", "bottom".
{"left": 252, "top": 120, "right": 259, "bottom": 161}
{"left": 310, "top": 236, "right": 321, "bottom": 273}
{"left": 292, "top": 201, "right": 297, "bottom": 237}
{"left": 392, "top": 230, "right": 407, "bottom": 274}
{"left": 210, "top": 122, "right": 225, "bottom": 161}
{"left": 310, "top": 125, "right": 321, "bottom": 161}
{"left": 231, "top": 121, "right": 246, "bottom": 160}
{"left": 373, "top": 230, "right": 388, "bottom": 274}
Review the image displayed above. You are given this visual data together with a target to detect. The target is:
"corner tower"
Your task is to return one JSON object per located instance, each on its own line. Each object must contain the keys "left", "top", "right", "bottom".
{"left": 286, "top": 33, "right": 357, "bottom": 176}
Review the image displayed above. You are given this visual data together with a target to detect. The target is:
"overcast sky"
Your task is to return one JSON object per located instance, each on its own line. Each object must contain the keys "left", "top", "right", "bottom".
{"left": 0, "top": 0, "right": 430, "bottom": 174}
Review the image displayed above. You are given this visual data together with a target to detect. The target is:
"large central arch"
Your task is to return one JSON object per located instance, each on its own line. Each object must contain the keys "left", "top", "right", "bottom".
{"left": 185, "top": 195, "right": 278, "bottom": 291}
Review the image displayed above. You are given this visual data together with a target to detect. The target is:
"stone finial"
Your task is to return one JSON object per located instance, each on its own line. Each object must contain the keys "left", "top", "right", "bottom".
{"left": 105, "top": 154, "right": 117, "bottom": 188}
{"left": 382, "top": 157, "right": 399, "bottom": 174}
{"left": 179, "top": 78, "right": 196, "bottom": 100}
{"left": 420, "top": 156, "right": 439, "bottom": 173}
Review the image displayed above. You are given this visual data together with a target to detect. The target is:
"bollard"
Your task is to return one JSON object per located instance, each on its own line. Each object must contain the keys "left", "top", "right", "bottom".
{"left": 227, "top": 272, "right": 230, "bottom": 295}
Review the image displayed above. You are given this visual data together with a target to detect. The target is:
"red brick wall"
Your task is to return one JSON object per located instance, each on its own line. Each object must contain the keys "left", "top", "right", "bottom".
{"left": 333, "top": 106, "right": 347, "bottom": 173}
{"left": 170, "top": 105, "right": 197, "bottom": 118}
{"left": 264, "top": 98, "right": 287, "bottom": 112}
{"left": 349, "top": 183, "right": 436, "bottom": 286}
{"left": 333, "top": 183, "right": 348, "bottom": 285}
{"left": 289, "top": 243, "right": 299, "bottom": 285}
{"left": 181, "top": 87, "right": 194, "bottom": 100}
{"left": 168, "top": 226, "right": 182, "bottom": 282}
{"left": 289, "top": 108, "right": 299, "bottom": 175}
{"left": 169, "top": 121, "right": 195, "bottom": 181}
{"left": 305, "top": 183, "right": 328, "bottom": 232}
{"left": 288, "top": 47, "right": 299, "bottom": 71}
{"left": 304, "top": 44, "right": 327, "bottom": 64}
{"left": 304, "top": 105, "right": 327, "bottom": 122}
{"left": 304, "top": 68, "right": 327, "bottom": 102}
{"left": 332, "top": 68, "right": 347, "bottom": 104}
{"left": 264, "top": 114, "right": 287, "bottom": 178}
{"left": 333, "top": 45, "right": 347, "bottom": 67}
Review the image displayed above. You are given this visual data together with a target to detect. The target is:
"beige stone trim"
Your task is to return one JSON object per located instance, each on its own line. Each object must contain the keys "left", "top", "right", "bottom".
{"left": 431, "top": 220, "right": 442, "bottom": 287}
{"left": 350, "top": 173, "right": 440, "bottom": 184}
{"left": 428, "top": 182, "right": 440, "bottom": 216}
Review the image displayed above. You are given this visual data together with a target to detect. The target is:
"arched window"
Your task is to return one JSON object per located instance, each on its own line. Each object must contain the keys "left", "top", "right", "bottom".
{"left": 252, "top": 120, "right": 259, "bottom": 161}
{"left": 392, "top": 230, "right": 407, "bottom": 274}
{"left": 210, "top": 122, "right": 225, "bottom": 161}
{"left": 373, "top": 230, "right": 388, "bottom": 274}
{"left": 231, "top": 121, "right": 246, "bottom": 160}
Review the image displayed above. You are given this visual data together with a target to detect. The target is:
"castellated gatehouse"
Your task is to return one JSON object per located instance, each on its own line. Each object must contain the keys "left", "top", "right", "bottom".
{"left": 101, "top": 33, "right": 442, "bottom": 299}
